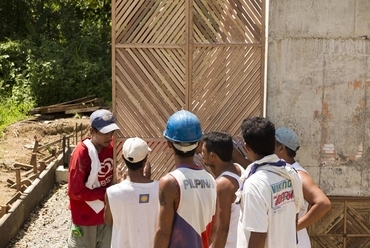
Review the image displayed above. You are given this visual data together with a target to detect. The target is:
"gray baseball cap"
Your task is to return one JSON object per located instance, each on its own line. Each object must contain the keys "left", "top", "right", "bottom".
{"left": 275, "top": 127, "right": 300, "bottom": 151}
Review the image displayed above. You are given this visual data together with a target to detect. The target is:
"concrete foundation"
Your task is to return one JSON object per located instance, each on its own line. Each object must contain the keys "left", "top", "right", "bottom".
{"left": 0, "top": 153, "right": 63, "bottom": 248}
{"left": 56, "top": 165, "right": 69, "bottom": 183}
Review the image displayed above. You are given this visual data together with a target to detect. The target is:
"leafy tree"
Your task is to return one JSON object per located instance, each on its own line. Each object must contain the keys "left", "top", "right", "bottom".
{"left": 0, "top": 0, "right": 112, "bottom": 107}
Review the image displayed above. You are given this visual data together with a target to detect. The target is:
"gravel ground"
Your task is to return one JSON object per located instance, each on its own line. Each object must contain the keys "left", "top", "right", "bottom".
{"left": 7, "top": 183, "right": 70, "bottom": 248}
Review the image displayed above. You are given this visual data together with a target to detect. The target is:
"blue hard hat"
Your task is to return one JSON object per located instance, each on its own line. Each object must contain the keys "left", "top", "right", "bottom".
{"left": 163, "top": 110, "right": 203, "bottom": 143}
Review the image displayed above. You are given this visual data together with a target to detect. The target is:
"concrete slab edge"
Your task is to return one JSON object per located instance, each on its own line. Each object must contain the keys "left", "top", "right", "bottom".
{"left": 0, "top": 153, "right": 64, "bottom": 248}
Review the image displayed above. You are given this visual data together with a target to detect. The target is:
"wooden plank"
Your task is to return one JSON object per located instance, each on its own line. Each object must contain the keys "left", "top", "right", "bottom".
{"left": 7, "top": 178, "right": 15, "bottom": 185}
{"left": 6, "top": 192, "right": 22, "bottom": 206}
{"left": 23, "top": 169, "right": 34, "bottom": 177}
{"left": 10, "top": 172, "right": 38, "bottom": 188}
{"left": 65, "top": 106, "right": 101, "bottom": 114}
{"left": 36, "top": 133, "right": 74, "bottom": 152}
{"left": 13, "top": 162, "right": 34, "bottom": 170}
{"left": 10, "top": 179, "right": 32, "bottom": 189}
{"left": 40, "top": 98, "right": 104, "bottom": 114}
{"left": 28, "top": 95, "right": 96, "bottom": 114}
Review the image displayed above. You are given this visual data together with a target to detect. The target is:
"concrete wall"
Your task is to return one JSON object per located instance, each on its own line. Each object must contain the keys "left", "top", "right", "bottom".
{"left": 266, "top": 0, "right": 370, "bottom": 196}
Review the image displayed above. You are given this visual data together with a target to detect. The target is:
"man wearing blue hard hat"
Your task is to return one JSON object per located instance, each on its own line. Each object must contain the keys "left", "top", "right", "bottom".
{"left": 153, "top": 110, "right": 217, "bottom": 248}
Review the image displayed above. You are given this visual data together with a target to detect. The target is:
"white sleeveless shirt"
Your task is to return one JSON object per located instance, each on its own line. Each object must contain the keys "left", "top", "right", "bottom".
{"left": 215, "top": 164, "right": 244, "bottom": 248}
{"left": 169, "top": 166, "right": 217, "bottom": 248}
{"left": 106, "top": 180, "right": 159, "bottom": 248}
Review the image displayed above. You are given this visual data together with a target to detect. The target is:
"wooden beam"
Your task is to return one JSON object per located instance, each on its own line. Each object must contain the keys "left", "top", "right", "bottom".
{"left": 28, "top": 95, "right": 96, "bottom": 114}
{"left": 6, "top": 192, "right": 22, "bottom": 206}
{"left": 37, "top": 134, "right": 74, "bottom": 152}
{"left": 10, "top": 179, "right": 33, "bottom": 189}
{"left": 13, "top": 162, "right": 34, "bottom": 170}
{"left": 65, "top": 106, "right": 101, "bottom": 114}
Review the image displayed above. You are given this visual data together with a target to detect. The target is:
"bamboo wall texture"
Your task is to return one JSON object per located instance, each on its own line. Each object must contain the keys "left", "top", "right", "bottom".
{"left": 112, "top": 0, "right": 265, "bottom": 178}
{"left": 309, "top": 197, "right": 370, "bottom": 248}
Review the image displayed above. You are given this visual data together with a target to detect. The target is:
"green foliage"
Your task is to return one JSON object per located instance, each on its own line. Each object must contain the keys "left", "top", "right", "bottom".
{"left": 0, "top": 1, "right": 31, "bottom": 40}
{"left": 0, "top": 98, "right": 34, "bottom": 133}
{"left": 0, "top": 0, "right": 112, "bottom": 108}
{"left": 0, "top": 40, "right": 33, "bottom": 104}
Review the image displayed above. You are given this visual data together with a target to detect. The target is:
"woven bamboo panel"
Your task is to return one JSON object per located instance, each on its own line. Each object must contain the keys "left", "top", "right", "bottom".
{"left": 112, "top": 0, "right": 265, "bottom": 179}
{"left": 114, "top": 48, "right": 185, "bottom": 138}
{"left": 191, "top": 46, "right": 263, "bottom": 134}
{"left": 309, "top": 198, "right": 370, "bottom": 248}
{"left": 193, "top": 0, "right": 263, "bottom": 43}
{"left": 114, "top": 0, "right": 186, "bottom": 44}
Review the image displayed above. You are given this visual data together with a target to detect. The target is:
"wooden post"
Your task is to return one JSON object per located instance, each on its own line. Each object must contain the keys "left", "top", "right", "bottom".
{"left": 32, "top": 136, "right": 39, "bottom": 153}
{"left": 39, "top": 160, "right": 46, "bottom": 172}
{"left": 30, "top": 152, "right": 37, "bottom": 169}
{"left": 31, "top": 153, "right": 38, "bottom": 175}
{"left": 15, "top": 168, "right": 21, "bottom": 192}
{"left": 80, "top": 123, "right": 83, "bottom": 141}
{"left": 62, "top": 133, "right": 67, "bottom": 168}
{"left": 0, "top": 205, "right": 7, "bottom": 218}
{"left": 75, "top": 123, "right": 78, "bottom": 144}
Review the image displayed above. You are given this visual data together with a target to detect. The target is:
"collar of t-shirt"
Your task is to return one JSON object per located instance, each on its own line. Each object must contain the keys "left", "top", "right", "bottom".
{"left": 235, "top": 154, "right": 286, "bottom": 204}
{"left": 246, "top": 154, "right": 286, "bottom": 179}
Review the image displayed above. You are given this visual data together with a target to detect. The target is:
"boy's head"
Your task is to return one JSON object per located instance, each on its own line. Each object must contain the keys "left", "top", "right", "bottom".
{"left": 90, "top": 109, "right": 120, "bottom": 134}
{"left": 275, "top": 127, "right": 300, "bottom": 158}
{"left": 123, "top": 137, "right": 151, "bottom": 170}
{"left": 275, "top": 127, "right": 300, "bottom": 151}
{"left": 241, "top": 117, "right": 275, "bottom": 159}
{"left": 202, "top": 131, "right": 233, "bottom": 164}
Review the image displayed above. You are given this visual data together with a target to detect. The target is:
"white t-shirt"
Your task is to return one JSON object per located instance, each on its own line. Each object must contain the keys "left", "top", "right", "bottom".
{"left": 106, "top": 180, "right": 159, "bottom": 248}
{"left": 287, "top": 162, "right": 311, "bottom": 248}
{"left": 236, "top": 154, "right": 300, "bottom": 248}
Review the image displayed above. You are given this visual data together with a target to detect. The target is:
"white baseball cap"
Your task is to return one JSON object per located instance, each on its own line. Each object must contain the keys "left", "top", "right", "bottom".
{"left": 123, "top": 137, "right": 151, "bottom": 163}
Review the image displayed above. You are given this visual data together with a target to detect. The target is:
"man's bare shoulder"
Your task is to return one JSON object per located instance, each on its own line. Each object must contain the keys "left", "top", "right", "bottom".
{"left": 216, "top": 175, "right": 239, "bottom": 193}
{"left": 158, "top": 174, "right": 179, "bottom": 194}
{"left": 158, "top": 173, "right": 179, "bottom": 207}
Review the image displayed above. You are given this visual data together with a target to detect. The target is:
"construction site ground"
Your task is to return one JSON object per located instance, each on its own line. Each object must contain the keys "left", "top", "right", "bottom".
{"left": 0, "top": 117, "right": 90, "bottom": 247}
{"left": 0, "top": 117, "right": 90, "bottom": 206}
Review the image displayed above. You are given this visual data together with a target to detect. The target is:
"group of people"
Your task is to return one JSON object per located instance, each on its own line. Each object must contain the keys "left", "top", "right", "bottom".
{"left": 66, "top": 109, "right": 331, "bottom": 248}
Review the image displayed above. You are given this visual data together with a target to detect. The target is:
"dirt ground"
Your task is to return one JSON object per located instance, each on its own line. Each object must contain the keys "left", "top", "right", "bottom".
{"left": 0, "top": 116, "right": 91, "bottom": 206}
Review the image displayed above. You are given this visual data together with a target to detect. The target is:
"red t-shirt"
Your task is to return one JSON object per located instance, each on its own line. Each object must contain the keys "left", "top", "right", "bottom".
{"left": 67, "top": 138, "right": 114, "bottom": 226}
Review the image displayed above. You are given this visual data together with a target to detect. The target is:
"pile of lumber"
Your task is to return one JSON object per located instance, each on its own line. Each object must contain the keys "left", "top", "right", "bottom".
{"left": 28, "top": 96, "right": 107, "bottom": 118}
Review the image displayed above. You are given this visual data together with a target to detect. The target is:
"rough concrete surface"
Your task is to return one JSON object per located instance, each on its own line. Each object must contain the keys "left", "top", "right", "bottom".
{"left": 267, "top": 0, "right": 370, "bottom": 196}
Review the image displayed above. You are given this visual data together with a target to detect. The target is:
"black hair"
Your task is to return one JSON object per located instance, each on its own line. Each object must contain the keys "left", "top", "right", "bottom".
{"left": 123, "top": 157, "right": 146, "bottom": 171}
{"left": 241, "top": 117, "right": 275, "bottom": 156}
{"left": 202, "top": 131, "right": 233, "bottom": 162}
{"left": 275, "top": 140, "right": 297, "bottom": 158}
